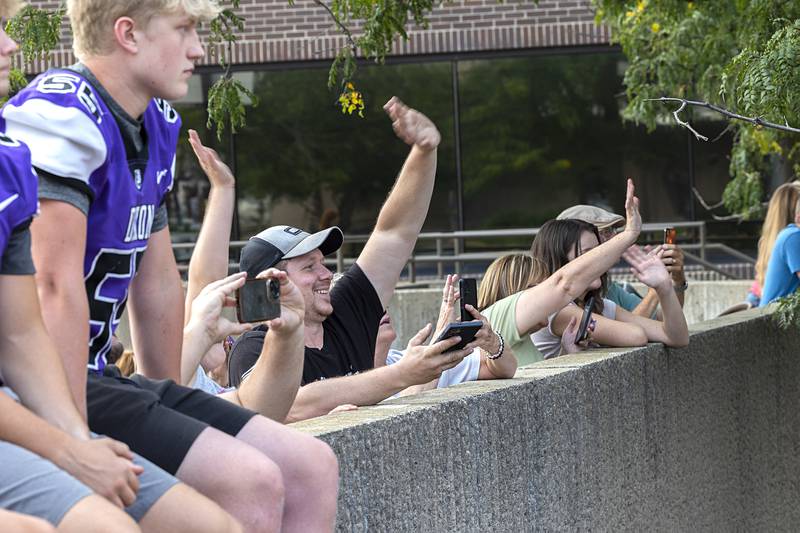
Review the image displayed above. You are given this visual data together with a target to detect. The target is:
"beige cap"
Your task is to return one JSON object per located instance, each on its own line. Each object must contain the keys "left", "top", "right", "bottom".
{"left": 556, "top": 205, "right": 625, "bottom": 229}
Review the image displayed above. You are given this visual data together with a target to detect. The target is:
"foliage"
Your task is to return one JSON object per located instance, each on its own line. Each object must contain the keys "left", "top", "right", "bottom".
{"left": 4, "top": 5, "right": 62, "bottom": 94}
{"left": 206, "top": 0, "right": 259, "bottom": 139}
{"left": 593, "top": 0, "right": 800, "bottom": 219}
{"left": 773, "top": 291, "right": 800, "bottom": 330}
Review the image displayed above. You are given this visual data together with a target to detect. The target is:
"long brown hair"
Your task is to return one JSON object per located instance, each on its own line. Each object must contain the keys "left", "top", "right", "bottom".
{"left": 530, "top": 219, "right": 606, "bottom": 314}
{"left": 478, "top": 253, "right": 547, "bottom": 310}
{"left": 755, "top": 181, "right": 800, "bottom": 285}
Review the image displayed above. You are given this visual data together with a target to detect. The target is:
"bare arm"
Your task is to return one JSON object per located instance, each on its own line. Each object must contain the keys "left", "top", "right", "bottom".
{"left": 618, "top": 245, "right": 689, "bottom": 347}
{"left": 552, "top": 305, "right": 648, "bottom": 347}
{"left": 286, "top": 330, "right": 470, "bottom": 423}
{"left": 477, "top": 345, "right": 518, "bottom": 379}
{"left": 127, "top": 227, "right": 183, "bottom": 381}
{"left": 515, "top": 179, "right": 642, "bottom": 337}
{"left": 631, "top": 288, "right": 660, "bottom": 318}
{"left": 184, "top": 129, "right": 236, "bottom": 323}
{"left": 0, "top": 274, "right": 88, "bottom": 438}
{"left": 30, "top": 200, "right": 90, "bottom": 417}
{"left": 357, "top": 97, "right": 441, "bottom": 308}
{"left": 220, "top": 269, "right": 306, "bottom": 421}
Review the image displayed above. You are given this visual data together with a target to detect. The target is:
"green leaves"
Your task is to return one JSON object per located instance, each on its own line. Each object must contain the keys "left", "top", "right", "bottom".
{"left": 207, "top": 75, "right": 259, "bottom": 140}
{"left": 593, "top": 0, "right": 800, "bottom": 218}
{"left": 773, "top": 291, "right": 800, "bottom": 330}
{"left": 206, "top": 0, "right": 259, "bottom": 139}
{"left": 4, "top": 5, "right": 63, "bottom": 100}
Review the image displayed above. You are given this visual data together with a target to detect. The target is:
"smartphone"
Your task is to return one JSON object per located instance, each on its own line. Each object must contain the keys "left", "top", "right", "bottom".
{"left": 664, "top": 227, "right": 677, "bottom": 245}
{"left": 236, "top": 278, "right": 281, "bottom": 323}
{"left": 458, "top": 278, "right": 478, "bottom": 322}
{"left": 574, "top": 295, "right": 596, "bottom": 344}
{"left": 433, "top": 320, "right": 483, "bottom": 353}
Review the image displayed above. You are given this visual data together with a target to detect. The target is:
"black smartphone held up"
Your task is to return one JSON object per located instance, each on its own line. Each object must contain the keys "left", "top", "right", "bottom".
{"left": 458, "top": 278, "right": 478, "bottom": 322}
{"left": 664, "top": 227, "right": 677, "bottom": 245}
{"left": 433, "top": 320, "right": 483, "bottom": 353}
{"left": 236, "top": 278, "right": 281, "bottom": 323}
{"left": 574, "top": 295, "right": 596, "bottom": 344}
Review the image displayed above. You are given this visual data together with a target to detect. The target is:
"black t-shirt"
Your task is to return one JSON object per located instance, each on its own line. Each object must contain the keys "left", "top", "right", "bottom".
{"left": 228, "top": 263, "right": 384, "bottom": 387}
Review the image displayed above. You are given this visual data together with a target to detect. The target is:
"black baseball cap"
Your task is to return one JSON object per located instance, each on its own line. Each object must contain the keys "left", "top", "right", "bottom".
{"left": 239, "top": 225, "right": 344, "bottom": 278}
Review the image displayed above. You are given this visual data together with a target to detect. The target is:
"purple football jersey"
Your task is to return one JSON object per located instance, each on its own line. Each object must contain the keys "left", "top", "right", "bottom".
{"left": 0, "top": 133, "right": 38, "bottom": 259}
{"left": 2, "top": 70, "right": 180, "bottom": 372}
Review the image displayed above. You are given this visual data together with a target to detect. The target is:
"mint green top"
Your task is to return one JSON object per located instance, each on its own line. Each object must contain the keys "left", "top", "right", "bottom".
{"left": 483, "top": 291, "right": 544, "bottom": 366}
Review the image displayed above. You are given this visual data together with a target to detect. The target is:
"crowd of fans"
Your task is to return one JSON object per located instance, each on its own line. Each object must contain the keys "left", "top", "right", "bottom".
{"left": 0, "top": 0, "right": 793, "bottom": 530}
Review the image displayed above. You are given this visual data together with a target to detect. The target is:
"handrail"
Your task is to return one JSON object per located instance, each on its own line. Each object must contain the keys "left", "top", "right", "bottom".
{"left": 173, "top": 221, "right": 754, "bottom": 280}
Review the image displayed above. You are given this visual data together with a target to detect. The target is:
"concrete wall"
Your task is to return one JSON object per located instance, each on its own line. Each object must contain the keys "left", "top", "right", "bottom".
{"left": 386, "top": 280, "right": 752, "bottom": 348}
{"left": 292, "top": 308, "right": 800, "bottom": 532}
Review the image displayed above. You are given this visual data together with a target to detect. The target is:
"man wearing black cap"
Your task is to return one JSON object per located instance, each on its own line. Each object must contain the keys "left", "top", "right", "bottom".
{"left": 230, "top": 97, "right": 474, "bottom": 422}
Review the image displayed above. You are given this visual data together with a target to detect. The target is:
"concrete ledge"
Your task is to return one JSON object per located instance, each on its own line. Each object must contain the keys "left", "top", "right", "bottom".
{"left": 293, "top": 308, "right": 800, "bottom": 531}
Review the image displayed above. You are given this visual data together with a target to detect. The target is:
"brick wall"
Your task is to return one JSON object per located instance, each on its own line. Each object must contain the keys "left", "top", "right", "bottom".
{"left": 22, "top": 0, "right": 609, "bottom": 71}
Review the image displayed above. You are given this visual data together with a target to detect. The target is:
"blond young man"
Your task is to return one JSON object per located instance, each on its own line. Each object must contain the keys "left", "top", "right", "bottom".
{"left": 2, "top": 0, "right": 338, "bottom": 530}
{"left": 0, "top": 2, "right": 241, "bottom": 531}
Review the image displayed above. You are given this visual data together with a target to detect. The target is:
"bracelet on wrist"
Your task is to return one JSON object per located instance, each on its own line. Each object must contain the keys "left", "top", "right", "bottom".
{"left": 485, "top": 330, "right": 504, "bottom": 360}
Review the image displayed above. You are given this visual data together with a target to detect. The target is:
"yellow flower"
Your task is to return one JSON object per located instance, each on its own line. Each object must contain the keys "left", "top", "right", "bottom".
{"left": 651, "top": 22, "right": 660, "bottom": 33}
{"left": 687, "top": 2, "right": 694, "bottom": 10}
{"left": 636, "top": 0, "right": 646, "bottom": 13}
{"left": 626, "top": 10, "right": 635, "bottom": 18}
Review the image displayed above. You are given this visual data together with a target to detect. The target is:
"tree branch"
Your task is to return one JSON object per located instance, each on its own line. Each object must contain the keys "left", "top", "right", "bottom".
{"left": 646, "top": 97, "right": 800, "bottom": 138}
{"left": 311, "top": 0, "right": 358, "bottom": 56}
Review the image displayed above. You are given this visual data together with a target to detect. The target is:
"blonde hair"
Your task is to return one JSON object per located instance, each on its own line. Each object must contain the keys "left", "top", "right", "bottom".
{"left": 478, "top": 253, "right": 547, "bottom": 310}
{"left": 755, "top": 181, "right": 800, "bottom": 285}
{"left": 67, "top": 0, "right": 220, "bottom": 59}
{"left": 115, "top": 350, "right": 136, "bottom": 377}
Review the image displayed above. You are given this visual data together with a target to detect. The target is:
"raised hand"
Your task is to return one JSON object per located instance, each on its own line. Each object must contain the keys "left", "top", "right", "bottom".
{"left": 189, "top": 272, "right": 253, "bottom": 347}
{"left": 433, "top": 274, "right": 459, "bottom": 340}
{"left": 383, "top": 97, "right": 441, "bottom": 151}
{"left": 623, "top": 178, "right": 642, "bottom": 236}
{"left": 661, "top": 244, "right": 686, "bottom": 282}
{"left": 462, "top": 303, "right": 501, "bottom": 355}
{"left": 257, "top": 268, "right": 305, "bottom": 335}
{"left": 188, "top": 129, "right": 235, "bottom": 189}
{"left": 559, "top": 315, "right": 587, "bottom": 356}
{"left": 623, "top": 244, "right": 670, "bottom": 290}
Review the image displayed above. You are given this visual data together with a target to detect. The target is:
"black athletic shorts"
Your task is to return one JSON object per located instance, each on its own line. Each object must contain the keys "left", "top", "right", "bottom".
{"left": 86, "top": 372, "right": 257, "bottom": 475}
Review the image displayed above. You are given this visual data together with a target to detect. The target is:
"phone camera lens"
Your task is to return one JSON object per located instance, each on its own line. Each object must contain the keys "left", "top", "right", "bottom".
{"left": 268, "top": 279, "right": 280, "bottom": 299}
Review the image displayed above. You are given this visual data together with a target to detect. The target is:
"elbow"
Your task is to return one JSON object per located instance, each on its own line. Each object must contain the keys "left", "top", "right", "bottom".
{"left": 627, "top": 326, "right": 648, "bottom": 347}
{"left": 665, "top": 331, "right": 690, "bottom": 349}
{"left": 551, "top": 271, "right": 581, "bottom": 303}
{"left": 493, "top": 365, "right": 517, "bottom": 379}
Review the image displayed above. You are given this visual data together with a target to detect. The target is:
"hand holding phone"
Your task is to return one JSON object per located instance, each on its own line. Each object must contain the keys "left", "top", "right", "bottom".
{"left": 574, "top": 295, "right": 596, "bottom": 344}
{"left": 236, "top": 278, "right": 281, "bottom": 323}
{"left": 433, "top": 320, "right": 483, "bottom": 353}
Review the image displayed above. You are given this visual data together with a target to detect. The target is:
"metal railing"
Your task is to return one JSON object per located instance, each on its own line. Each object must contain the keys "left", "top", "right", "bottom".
{"left": 173, "top": 220, "right": 755, "bottom": 281}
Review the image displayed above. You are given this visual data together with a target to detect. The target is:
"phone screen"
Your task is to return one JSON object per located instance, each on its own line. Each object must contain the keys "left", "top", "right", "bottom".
{"left": 664, "top": 227, "right": 676, "bottom": 245}
{"left": 236, "top": 278, "right": 281, "bottom": 323}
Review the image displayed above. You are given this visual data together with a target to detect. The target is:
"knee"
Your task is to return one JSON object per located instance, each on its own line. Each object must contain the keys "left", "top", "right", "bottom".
{"left": 240, "top": 458, "right": 285, "bottom": 529}
{"left": 315, "top": 440, "right": 339, "bottom": 491}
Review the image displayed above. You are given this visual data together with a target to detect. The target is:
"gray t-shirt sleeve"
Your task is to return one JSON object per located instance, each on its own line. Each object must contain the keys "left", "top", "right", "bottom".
{"left": 152, "top": 203, "right": 168, "bottom": 233}
{"left": 0, "top": 227, "right": 35, "bottom": 275}
{"left": 37, "top": 173, "right": 90, "bottom": 216}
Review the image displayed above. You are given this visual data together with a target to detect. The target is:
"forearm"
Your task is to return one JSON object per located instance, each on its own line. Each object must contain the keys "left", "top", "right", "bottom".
{"left": 226, "top": 328, "right": 305, "bottom": 422}
{"left": 0, "top": 328, "right": 89, "bottom": 440}
{"left": 185, "top": 186, "right": 235, "bottom": 322}
{"left": 0, "top": 393, "right": 86, "bottom": 467}
{"left": 180, "top": 323, "right": 211, "bottom": 386}
{"left": 286, "top": 365, "right": 409, "bottom": 423}
{"left": 654, "top": 283, "right": 689, "bottom": 347}
{"left": 558, "top": 230, "right": 638, "bottom": 300}
{"left": 485, "top": 347, "right": 518, "bottom": 379}
{"left": 128, "top": 262, "right": 183, "bottom": 381}
{"left": 632, "top": 288, "right": 660, "bottom": 317}
{"left": 35, "top": 281, "right": 90, "bottom": 418}
{"left": 374, "top": 146, "right": 437, "bottom": 238}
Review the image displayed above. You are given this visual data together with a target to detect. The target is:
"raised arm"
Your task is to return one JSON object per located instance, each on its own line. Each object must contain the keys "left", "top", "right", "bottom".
{"left": 30, "top": 200, "right": 91, "bottom": 416}
{"left": 618, "top": 245, "right": 689, "bottom": 347}
{"left": 356, "top": 97, "right": 441, "bottom": 308}
{"left": 220, "top": 269, "right": 307, "bottom": 421}
{"left": 515, "top": 179, "right": 642, "bottom": 337}
{"left": 126, "top": 226, "right": 183, "bottom": 381}
{"left": 183, "top": 129, "right": 236, "bottom": 323}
